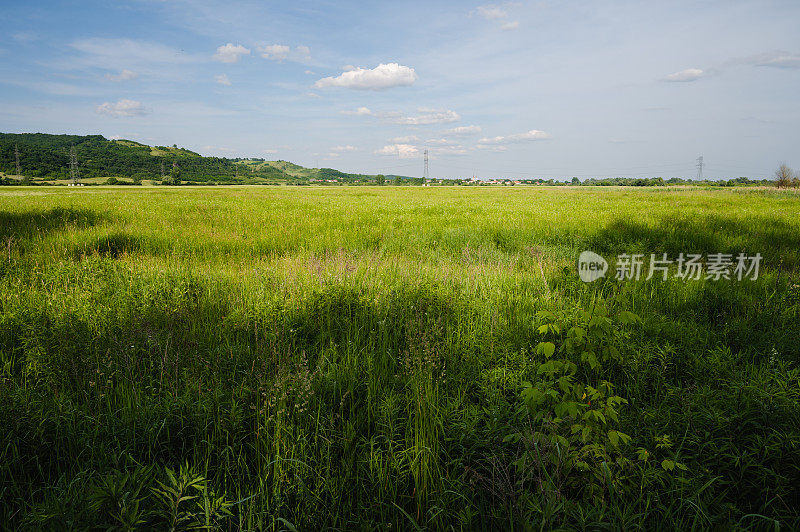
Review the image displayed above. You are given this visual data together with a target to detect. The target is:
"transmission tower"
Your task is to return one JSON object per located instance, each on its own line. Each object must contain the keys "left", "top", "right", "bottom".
{"left": 160, "top": 161, "right": 165, "bottom": 180}
{"left": 14, "top": 145, "right": 21, "bottom": 176}
{"left": 423, "top": 149, "right": 429, "bottom": 180}
{"left": 696, "top": 155, "right": 704, "bottom": 180}
{"left": 69, "top": 145, "right": 80, "bottom": 185}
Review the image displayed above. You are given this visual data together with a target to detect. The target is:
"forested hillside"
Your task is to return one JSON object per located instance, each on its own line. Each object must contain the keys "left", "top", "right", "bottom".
{"left": 0, "top": 133, "right": 285, "bottom": 182}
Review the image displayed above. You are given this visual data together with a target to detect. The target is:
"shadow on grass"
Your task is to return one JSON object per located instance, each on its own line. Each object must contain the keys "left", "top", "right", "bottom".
{"left": 587, "top": 213, "right": 800, "bottom": 270}
{"left": 91, "top": 232, "right": 140, "bottom": 258}
{"left": 0, "top": 207, "right": 104, "bottom": 241}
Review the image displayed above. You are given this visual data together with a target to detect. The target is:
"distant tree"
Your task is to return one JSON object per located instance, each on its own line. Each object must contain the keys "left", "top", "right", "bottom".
{"left": 170, "top": 163, "right": 181, "bottom": 184}
{"left": 105, "top": 177, "right": 118, "bottom": 185}
{"left": 394, "top": 175, "right": 403, "bottom": 185}
{"left": 775, "top": 163, "right": 794, "bottom": 188}
{"left": 571, "top": 177, "right": 580, "bottom": 185}
{"left": 375, "top": 174, "right": 385, "bottom": 185}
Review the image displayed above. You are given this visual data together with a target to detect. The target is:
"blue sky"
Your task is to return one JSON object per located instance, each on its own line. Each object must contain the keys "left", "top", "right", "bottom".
{"left": 1, "top": 0, "right": 798, "bottom": 179}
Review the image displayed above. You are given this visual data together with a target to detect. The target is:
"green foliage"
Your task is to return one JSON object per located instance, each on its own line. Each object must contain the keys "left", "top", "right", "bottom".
{"left": 151, "top": 464, "right": 233, "bottom": 531}
{"left": 22, "top": 462, "right": 234, "bottom": 530}
{"left": 509, "top": 303, "right": 640, "bottom": 502}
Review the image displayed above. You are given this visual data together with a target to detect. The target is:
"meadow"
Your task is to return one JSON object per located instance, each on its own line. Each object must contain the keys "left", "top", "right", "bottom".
{"left": 1, "top": 185, "right": 799, "bottom": 530}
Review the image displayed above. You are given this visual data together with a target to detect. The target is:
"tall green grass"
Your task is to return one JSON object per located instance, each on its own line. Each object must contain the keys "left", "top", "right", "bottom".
{"left": 0, "top": 186, "right": 798, "bottom": 529}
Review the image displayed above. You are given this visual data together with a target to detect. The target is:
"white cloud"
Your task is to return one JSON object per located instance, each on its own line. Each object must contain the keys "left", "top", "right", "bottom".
{"left": 474, "top": 5, "right": 508, "bottom": 20}
{"left": 214, "top": 74, "right": 232, "bottom": 86}
{"left": 331, "top": 145, "right": 358, "bottom": 152}
{"left": 444, "top": 125, "right": 482, "bottom": 136}
{"left": 108, "top": 135, "right": 123, "bottom": 140}
{"left": 315, "top": 63, "right": 417, "bottom": 90}
{"left": 343, "top": 106, "right": 459, "bottom": 125}
{"left": 473, "top": 4, "right": 521, "bottom": 30}
{"left": 376, "top": 144, "right": 419, "bottom": 158}
{"left": 431, "top": 145, "right": 469, "bottom": 155}
{"left": 393, "top": 108, "right": 459, "bottom": 125}
{"left": 105, "top": 69, "right": 138, "bottom": 82}
{"left": 304, "top": 70, "right": 314, "bottom": 75}
{"left": 754, "top": 52, "right": 800, "bottom": 69}
{"left": 263, "top": 149, "right": 278, "bottom": 155}
{"left": 342, "top": 106, "right": 374, "bottom": 116}
{"left": 478, "top": 129, "right": 551, "bottom": 144}
{"left": 258, "top": 44, "right": 311, "bottom": 63}
{"left": 475, "top": 145, "right": 509, "bottom": 152}
{"left": 390, "top": 135, "right": 420, "bottom": 143}
{"left": 96, "top": 99, "right": 147, "bottom": 117}
{"left": 259, "top": 44, "right": 290, "bottom": 60}
{"left": 213, "top": 43, "right": 250, "bottom": 63}
{"left": 663, "top": 68, "right": 704, "bottom": 82}
{"left": 426, "top": 138, "right": 458, "bottom": 145}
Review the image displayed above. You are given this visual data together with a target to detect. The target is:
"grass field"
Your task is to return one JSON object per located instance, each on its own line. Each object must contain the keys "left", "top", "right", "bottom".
{"left": 1, "top": 185, "right": 799, "bottom": 530}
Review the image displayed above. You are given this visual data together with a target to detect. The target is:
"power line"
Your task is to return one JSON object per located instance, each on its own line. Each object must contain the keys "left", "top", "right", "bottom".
{"left": 423, "top": 149, "right": 429, "bottom": 179}
{"left": 14, "top": 145, "right": 21, "bottom": 176}
{"left": 696, "top": 155, "right": 704, "bottom": 180}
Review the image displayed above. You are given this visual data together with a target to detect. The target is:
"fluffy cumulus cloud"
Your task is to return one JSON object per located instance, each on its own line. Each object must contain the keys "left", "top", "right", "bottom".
{"left": 376, "top": 144, "right": 419, "bottom": 158}
{"left": 501, "top": 21, "right": 519, "bottom": 30}
{"left": 444, "top": 125, "right": 481, "bottom": 136}
{"left": 663, "top": 68, "right": 704, "bottom": 82}
{"left": 96, "top": 99, "right": 147, "bottom": 117}
{"left": 478, "top": 129, "right": 551, "bottom": 144}
{"left": 214, "top": 74, "right": 232, "bottom": 86}
{"left": 105, "top": 69, "right": 138, "bottom": 82}
{"left": 257, "top": 44, "right": 311, "bottom": 62}
{"left": 213, "top": 43, "right": 250, "bottom": 63}
{"left": 315, "top": 63, "right": 417, "bottom": 90}
{"left": 331, "top": 145, "right": 358, "bottom": 152}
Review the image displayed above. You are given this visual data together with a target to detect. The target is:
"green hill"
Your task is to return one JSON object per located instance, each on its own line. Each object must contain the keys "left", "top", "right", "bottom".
{"left": 0, "top": 133, "right": 294, "bottom": 183}
{"left": 232, "top": 159, "right": 410, "bottom": 183}
{"left": 0, "top": 133, "right": 415, "bottom": 185}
